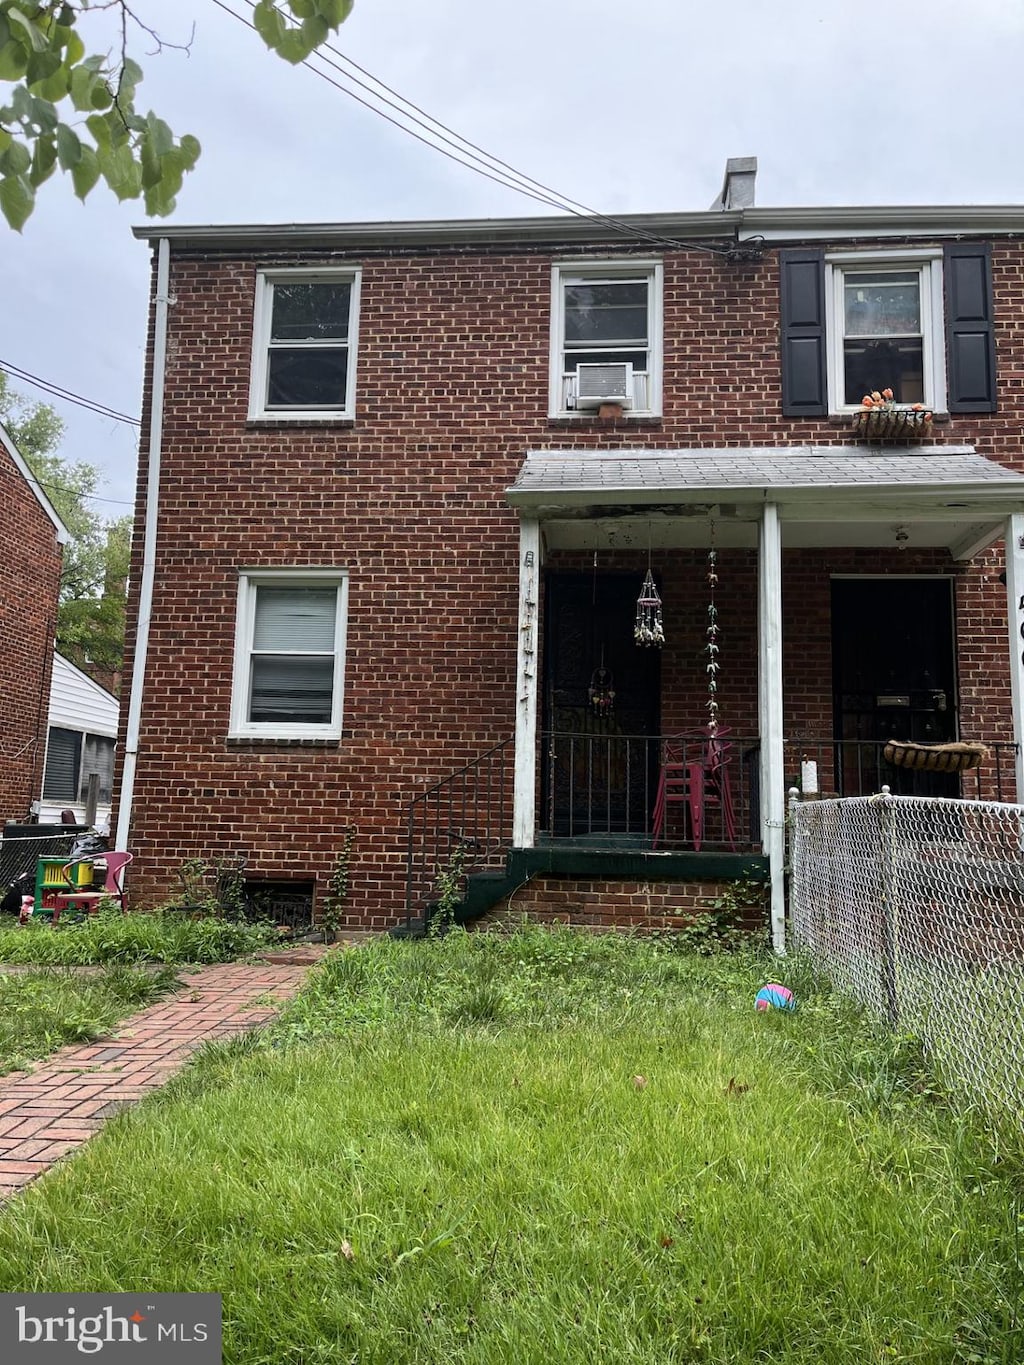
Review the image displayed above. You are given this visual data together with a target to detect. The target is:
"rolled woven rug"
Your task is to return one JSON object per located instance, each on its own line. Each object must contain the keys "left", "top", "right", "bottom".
{"left": 882, "top": 740, "right": 989, "bottom": 773}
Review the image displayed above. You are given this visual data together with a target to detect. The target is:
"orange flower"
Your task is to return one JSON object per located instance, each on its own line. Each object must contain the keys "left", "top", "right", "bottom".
{"left": 882, "top": 388, "right": 894, "bottom": 400}
{"left": 911, "top": 402, "right": 923, "bottom": 410}
{"left": 862, "top": 395, "right": 874, "bottom": 407}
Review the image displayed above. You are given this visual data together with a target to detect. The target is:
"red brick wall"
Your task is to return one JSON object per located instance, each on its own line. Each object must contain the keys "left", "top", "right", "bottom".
{"left": 0, "top": 439, "right": 62, "bottom": 822}
{"left": 484, "top": 876, "right": 767, "bottom": 936}
{"left": 117, "top": 236, "right": 1024, "bottom": 927}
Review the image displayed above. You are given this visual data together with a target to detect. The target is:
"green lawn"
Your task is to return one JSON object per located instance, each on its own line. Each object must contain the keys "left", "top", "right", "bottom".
{"left": 0, "top": 928, "right": 1020, "bottom": 1364}
{"left": 0, "top": 965, "right": 178, "bottom": 1074}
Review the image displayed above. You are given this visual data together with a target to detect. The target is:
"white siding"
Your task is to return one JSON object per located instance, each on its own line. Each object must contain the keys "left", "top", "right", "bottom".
{"left": 39, "top": 655, "right": 119, "bottom": 828}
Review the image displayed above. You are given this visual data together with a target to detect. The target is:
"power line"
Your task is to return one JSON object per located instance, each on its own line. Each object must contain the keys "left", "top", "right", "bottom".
{"left": 213, "top": 0, "right": 744, "bottom": 259}
{"left": 0, "top": 360, "right": 141, "bottom": 426}
{"left": 32, "top": 478, "right": 135, "bottom": 509}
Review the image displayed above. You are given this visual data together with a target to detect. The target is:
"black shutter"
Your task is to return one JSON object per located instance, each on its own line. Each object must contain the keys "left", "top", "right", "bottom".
{"left": 944, "top": 242, "right": 996, "bottom": 413}
{"left": 780, "top": 249, "right": 827, "bottom": 417}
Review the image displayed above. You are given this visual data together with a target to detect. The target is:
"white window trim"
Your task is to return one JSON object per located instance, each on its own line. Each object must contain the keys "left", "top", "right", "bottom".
{"left": 824, "top": 248, "right": 947, "bottom": 416}
{"left": 229, "top": 569, "right": 349, "bottom": 740}
{"left": 549, "top": 258, "right": 663, "bottom": 418}
{"left": 248, "top": 268, "right": 362, "bottom": 421}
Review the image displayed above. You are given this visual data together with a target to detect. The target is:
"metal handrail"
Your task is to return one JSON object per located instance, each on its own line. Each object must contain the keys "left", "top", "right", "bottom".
{"left": 403, "top": 738, "right": 514, "bottom": 933}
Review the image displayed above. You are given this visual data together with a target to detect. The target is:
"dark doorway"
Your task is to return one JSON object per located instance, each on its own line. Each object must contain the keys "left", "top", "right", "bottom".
{"left": 542, "top": 572, "right": 661, "bottom": 838}
{"left": 831, "top": 577, "right": 958, "bottom": 797}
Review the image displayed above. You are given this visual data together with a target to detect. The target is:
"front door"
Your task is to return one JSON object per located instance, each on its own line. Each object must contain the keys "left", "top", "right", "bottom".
{"left": 831, "top": 577, "right": 958, "bottom": 797}
{"left": 543, "top": 572, "right": 661, "bottom": 837}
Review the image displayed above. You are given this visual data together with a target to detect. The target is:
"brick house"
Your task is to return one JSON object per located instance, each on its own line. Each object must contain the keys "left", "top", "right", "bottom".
{"left": 0, "top": 422, "right": 68, "bottom": 824}
{"left": 119, "top": 160, "right": 1024, "bottom": 942}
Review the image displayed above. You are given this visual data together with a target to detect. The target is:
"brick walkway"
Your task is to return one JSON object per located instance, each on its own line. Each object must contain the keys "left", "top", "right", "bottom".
{"left": 0, "top": 954, "right": 330, "bottom": 1201}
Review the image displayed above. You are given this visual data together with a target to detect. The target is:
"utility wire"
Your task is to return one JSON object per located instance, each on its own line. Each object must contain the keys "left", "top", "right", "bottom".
{"left": 0, "top": 360, "right": 141, "bottom": 426}
{"left": 214, "top": 0, "right": 746, "bottom": 258}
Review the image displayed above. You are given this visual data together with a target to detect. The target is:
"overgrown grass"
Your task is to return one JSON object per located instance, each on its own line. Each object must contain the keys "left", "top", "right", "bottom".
{"left": 0, "top": 911, "right": 278, "bottom": 965}
{"left": 0, "top": 965, "right": 179, "bottom": 1074}
{"left": 0, "top": 927, "right": 1022, "bottom": 1364}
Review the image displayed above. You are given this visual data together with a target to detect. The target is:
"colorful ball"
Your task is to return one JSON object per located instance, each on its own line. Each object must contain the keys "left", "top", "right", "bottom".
{"left": 755, "top": 983, "right": 795, "bottom": 1012}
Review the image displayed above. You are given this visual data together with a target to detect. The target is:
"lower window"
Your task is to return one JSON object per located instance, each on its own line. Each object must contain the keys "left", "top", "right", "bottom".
{"left": 230, "top": 570, "right": 349, "bottom": 740}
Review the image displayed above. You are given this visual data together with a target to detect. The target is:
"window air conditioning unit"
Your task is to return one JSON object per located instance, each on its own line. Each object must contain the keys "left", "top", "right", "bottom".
{"left": 573, "top": 362, "right": 634, "bottom": 410}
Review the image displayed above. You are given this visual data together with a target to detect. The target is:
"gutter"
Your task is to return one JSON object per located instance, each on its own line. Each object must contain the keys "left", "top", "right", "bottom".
{"left": 115, "top": 236, "right": 169, "bottom": 853}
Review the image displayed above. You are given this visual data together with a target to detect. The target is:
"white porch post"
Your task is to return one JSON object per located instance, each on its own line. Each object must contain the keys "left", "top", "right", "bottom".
{"left": 513, "top": 519, "right": 541, "bottom": 847}
{"left": 1004, "top": 514, "right": 1024, "bottom": 802}
{"left": 758, "top": 502, "right": 786, "bottom": 954}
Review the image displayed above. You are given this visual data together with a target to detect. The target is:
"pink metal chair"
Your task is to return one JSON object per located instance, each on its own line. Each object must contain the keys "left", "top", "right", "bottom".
{"left": 651, "top": 730, "right": 737, "bottom": 852}
{"left": 52, "top": 852, "right": 134, "bottom": 919}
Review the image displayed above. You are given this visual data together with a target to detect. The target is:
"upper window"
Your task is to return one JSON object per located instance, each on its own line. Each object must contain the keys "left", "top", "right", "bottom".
{"left": 43, "top": 728, "right": 115, "bottom": 804}
{"left": 780, "top": 243, "right": 995, "bottom": 419}
{"left": 826, "top": 251, "right": 946, "bottom": 412}
{"left": 550, "top": 260, "right": 662, "bottom": 417}
{"left": 229, "top": 570, "right": 349, "bottom": 740}
{"left": 249, "top": 269, "right": 361, "bottom": 420}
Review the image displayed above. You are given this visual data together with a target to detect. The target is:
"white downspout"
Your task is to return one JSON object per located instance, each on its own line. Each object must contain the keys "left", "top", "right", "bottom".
{"left": 758, "top": 502, "right": 786, "bottom": 954}
{"left": 1004, "top": 513, "right": 1024, "bottom": 802}
{"left": 115, "top": 237, "right": 170, "bottom": 852}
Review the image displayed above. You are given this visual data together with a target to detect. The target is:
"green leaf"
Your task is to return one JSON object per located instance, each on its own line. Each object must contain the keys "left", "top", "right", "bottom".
{"left": 0, "top": 35, "right": 28, "bottom": 82}
{"left": 0, "top": 170, "right": 34, "bottom": 229}
{"left": 69, "top": 64, "right": 97, "bottom": 111}
{"left": 179, "top": 133, "right": 201, "bottom": 168}
{"left": 85, "top": 111, "right": 111, "bottom": 149}
{"left": 6, "top": 8, "right": 49, "bottom": 55}
{"left": 55, "top": 121, "right": 81, "bottom": 170}
{"left": 29, "top": 130, "right": 56, "bottom": 184}
{"left": 0, "top": 136, "right": 30, "bottom": 175}
{"left": 25, "top": 93, "right": 57, "bottom": 134}
{"left": 30, "top": 59, "right": 70, "bottom": 103}
{"left": 144, "top": 111, "right": 173, "bottom": 156}
{"left": 25, "top": 47, "right": 62, "bottom": 90}
{"left": 70, "top": 143, "right": 99, "bottom": 200}
{"left": 252, "top": 2, "right": 287, "bottom": 49}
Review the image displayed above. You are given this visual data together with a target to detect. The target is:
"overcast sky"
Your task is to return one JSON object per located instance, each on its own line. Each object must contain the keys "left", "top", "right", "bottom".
{"left": 3, "top": 0, "right": 1024, "bottom": 515}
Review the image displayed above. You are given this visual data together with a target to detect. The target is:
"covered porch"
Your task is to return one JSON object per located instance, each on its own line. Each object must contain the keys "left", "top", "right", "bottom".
{"left": 507, "top": 446, "right": 1024, "bottom": 950}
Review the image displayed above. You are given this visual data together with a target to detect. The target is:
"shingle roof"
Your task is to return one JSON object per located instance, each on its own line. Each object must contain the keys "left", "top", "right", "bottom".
{"left": 508, "top": 446, "right": 1024, "bottom": 503}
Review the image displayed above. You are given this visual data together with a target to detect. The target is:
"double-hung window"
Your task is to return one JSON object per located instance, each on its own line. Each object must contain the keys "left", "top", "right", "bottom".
{"left": 249, "top": 269, "right": 361, "bottom": 420}
{"left": 230, "top": 571, "right": 349, "bottom": 740}
{"left": 43, "top": 728, "right": 115, "bottom": 804}
{"left": 550, "top": 260, "right": 662, "bottom": 416}
{"left": 827, "top": 250, "right": 945, "bottom": 412}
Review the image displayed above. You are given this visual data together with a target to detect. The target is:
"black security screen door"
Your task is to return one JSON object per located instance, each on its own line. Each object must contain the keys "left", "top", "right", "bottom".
{"left": 831, "top": 578, "right": 958, "bottom": 797}
{"left": 543, "top": 572, "right": 661, "bottom": 837}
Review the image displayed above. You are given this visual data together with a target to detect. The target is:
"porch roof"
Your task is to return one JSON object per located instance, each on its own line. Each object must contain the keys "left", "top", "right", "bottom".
{"left": 506, "top": 446, "right": 1024, "bottom": 556}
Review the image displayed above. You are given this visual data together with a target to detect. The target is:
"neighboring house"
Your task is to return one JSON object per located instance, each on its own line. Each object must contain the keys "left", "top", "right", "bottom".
{"left": 0, "top": 422, "right": 68, "bottom": 826}
{"left": 119, "top": 159, "right": 1024, "bottom": 942}
{"left": 38, "top": 653, "right": 118, "bottom": 830}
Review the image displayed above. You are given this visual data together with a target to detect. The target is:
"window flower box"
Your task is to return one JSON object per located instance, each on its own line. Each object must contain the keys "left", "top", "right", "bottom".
{"left": 852, "top": 388, "right": 933, "bottom": 440}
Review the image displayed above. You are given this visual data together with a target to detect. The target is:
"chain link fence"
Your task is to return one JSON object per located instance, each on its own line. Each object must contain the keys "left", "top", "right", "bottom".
{"left": 790, "top": 791, "right": 1024, "bottom": 1127}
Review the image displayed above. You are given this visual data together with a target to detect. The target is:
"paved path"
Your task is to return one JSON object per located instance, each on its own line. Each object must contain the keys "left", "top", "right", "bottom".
{"left": 0, "top": 951, "right": 334, "bottom": 1201}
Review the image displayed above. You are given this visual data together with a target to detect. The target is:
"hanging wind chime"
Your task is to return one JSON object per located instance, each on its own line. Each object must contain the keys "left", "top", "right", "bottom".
{"left": 706, "top": 519, "right": 720, "bottom": 735}
{"left": 635, "top": 527, "right": 664, "bottom": 648}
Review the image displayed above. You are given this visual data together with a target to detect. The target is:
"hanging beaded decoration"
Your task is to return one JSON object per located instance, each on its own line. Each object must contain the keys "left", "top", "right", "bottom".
{"left": 706, "top": 518, "right": 720, "bottom": 735}
{"left": 635, "top": 529, "right": 664, "bottom": 647}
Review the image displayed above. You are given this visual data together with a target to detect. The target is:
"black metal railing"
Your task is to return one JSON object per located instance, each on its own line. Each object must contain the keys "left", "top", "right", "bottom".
{"left": 541, "top": 730, "right": 762, "bottom": 850}
{"left": 539, "top": 732, "right": 1019, "bottom": 851}
{"left": 403, "top": 739, "right": 514, "bottom": 932}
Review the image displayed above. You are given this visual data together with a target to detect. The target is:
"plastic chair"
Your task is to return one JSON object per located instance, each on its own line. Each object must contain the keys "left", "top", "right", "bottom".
{"left": 651, "top": 730, "right": 737, "bottom": 852}
{"left": 52, "top": 852, "right": 134, "bottom": 920}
